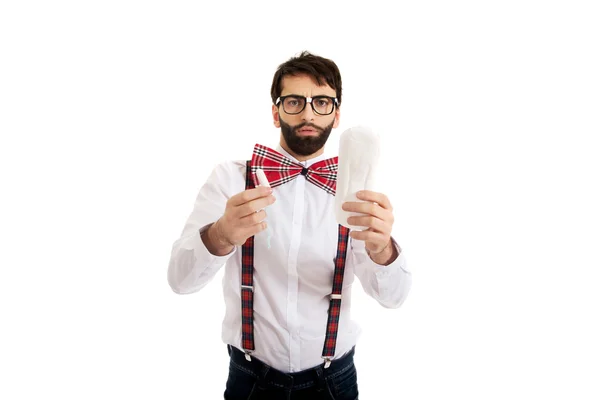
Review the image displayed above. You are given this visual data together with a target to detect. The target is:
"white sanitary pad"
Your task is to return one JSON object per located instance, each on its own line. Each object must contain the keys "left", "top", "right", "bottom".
{"left": 335, "top": 126, "right": 380, "bottom": 230}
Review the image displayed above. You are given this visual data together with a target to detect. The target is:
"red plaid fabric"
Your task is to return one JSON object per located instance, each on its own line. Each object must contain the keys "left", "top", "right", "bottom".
{"left": 251, "top": 144, "right": 338, "bottom": 196}
{"left": 241, "top": 162, "right": 256, "bottom": 352}
{"left": 241, "top": 158, "right": 350, "bottom": 365}
{"left": 322, "top": 224, "right": 350, "bottom": 358}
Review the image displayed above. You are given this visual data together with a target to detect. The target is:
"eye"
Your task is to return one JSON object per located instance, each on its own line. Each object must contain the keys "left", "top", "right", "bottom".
{"left": 284, "top": 97, "right": 302, "bottom": 107}
{"left": 314, "top": 97, "right": 331, "bottom": 107}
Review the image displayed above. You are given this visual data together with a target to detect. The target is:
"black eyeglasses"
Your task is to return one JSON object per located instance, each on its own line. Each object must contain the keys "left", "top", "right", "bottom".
{"left": 275, "top": 95, "right": 339, "bottom": 116}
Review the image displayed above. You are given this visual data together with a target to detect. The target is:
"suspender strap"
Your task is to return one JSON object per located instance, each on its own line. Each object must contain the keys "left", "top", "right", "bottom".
{"left": 241, "top": 161, "right": 256, "bottom": 355}
{"left": 321, "top": 224, "right": 350, "bottom": 364}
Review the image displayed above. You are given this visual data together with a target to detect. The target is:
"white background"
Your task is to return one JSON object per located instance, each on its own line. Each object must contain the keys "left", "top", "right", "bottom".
{"left": 1, "top": 1, "right": 599, "bottom": 399}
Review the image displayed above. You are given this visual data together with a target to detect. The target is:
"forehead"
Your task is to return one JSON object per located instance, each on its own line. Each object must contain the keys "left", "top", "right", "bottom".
{"left": 280, "top": 74, "right": 336, "bottom": 97}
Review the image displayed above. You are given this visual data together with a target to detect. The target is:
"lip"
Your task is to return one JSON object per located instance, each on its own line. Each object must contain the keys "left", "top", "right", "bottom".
{"left": 297, "top": 128, "right": 318, "bottom": 136}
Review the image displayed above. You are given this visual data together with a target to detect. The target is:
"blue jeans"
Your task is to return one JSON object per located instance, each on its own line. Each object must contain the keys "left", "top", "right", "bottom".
{"left": 224, "top": 345, "right": 359, "bottom": 400}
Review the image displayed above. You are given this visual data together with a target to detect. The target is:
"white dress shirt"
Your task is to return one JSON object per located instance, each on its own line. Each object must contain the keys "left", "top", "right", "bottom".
{"left": 167, "top": 145, "right": 412, "bottom": 372}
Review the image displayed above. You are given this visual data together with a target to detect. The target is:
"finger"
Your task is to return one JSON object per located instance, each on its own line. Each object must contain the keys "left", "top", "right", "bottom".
{"left": 238, "top": 209, "right": 267, "bottom": 227}
{"left": 230, "top": 186, "right": 273, "bottom": 207}
{"left": 356, "top": 190, "right": 393, "bottom": 211}
{"left": 232, "top": 221, "right": 268, "bottom": 245}
{"left": 236, "top": 195, "right": 276, "bottom": 218}
{"left": 244, "top": 221, "right": 268, "bottom": 238}
{"left": 342, "top": 201, "right": 389, "bottom": 220}
{"left": 346, "top": 215, "right": 391, "bottom": 234}
{"left": 349, "top": 229, "right": 387, "bottom": 244}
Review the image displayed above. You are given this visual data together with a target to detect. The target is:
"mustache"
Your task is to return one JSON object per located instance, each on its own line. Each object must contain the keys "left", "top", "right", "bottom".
{"left": 294, "top": 122, "right": 323, "bottom": 132}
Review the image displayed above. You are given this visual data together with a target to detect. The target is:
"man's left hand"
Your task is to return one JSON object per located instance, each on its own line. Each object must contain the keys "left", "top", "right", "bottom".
{"left": 342, "top": 190, "right": 398, "bottom": 265}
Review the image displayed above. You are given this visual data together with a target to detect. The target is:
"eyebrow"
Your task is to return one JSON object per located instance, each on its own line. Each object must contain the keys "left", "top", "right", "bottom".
{"left": 280, "top": 94, "right": 335, "bottom": 97}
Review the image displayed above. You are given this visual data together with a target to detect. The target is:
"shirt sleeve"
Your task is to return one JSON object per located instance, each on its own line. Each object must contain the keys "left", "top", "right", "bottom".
{"left": 350, "top": 236, "right": 412, "bottom": 308}
{"left": 167, "top": 161, "right": 244, "bottom": 294}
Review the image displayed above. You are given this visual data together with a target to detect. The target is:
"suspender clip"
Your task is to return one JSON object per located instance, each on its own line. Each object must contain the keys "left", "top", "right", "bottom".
{"left": 244, "top": 350, "right": 252, "bottom": 362}
{"left": 322, "top": 356, "right": 332, "bottom": 369}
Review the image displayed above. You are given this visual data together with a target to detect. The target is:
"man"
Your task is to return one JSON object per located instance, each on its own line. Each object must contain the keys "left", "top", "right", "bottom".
{"left": 168, "top": 51, "right": 411, "bottom": 399}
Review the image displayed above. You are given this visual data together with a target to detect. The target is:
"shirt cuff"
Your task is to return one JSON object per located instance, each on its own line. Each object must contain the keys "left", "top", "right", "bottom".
{"left": 168, "top": 224, "right": 237, "bottom": 294}
{"left": 195, "top": 223, "right": 236, "bottom": 266}
{"left": 370, "top": 238, "right": 409, "bottom": 279}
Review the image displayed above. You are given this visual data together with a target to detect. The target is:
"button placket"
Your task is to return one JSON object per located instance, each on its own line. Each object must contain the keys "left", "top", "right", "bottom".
{"left": 287, "top": 176, "right": 305, "bottom": 371}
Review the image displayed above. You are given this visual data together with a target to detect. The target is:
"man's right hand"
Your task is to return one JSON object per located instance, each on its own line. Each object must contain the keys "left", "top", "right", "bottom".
{"left": 201, "top": 186, "right": 276, "bottom": 255}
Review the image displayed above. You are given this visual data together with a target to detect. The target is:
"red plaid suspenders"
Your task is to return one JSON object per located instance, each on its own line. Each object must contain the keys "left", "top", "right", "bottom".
{"left": 241, "top": 161, "right": 350, "bottom": 368}
{"left": 240, "top": 163, "right": 257, "bottom": 359}
{"left": 322, "top": 225, "right": 350, "bottom": 367}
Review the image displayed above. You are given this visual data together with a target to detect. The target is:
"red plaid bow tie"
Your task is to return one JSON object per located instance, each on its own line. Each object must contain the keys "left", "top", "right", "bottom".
{"left": 250, "top": 144, "right": 338, "bottom": 195}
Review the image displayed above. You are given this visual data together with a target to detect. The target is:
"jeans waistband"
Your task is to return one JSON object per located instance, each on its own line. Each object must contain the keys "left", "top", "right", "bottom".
{"left": 227, "top": 345, "right": 355, "bottom": 390}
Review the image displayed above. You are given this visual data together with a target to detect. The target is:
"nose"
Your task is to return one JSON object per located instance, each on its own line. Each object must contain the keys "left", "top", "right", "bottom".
{"left": 300, "top": 100, "right": 316, "bottom": 121}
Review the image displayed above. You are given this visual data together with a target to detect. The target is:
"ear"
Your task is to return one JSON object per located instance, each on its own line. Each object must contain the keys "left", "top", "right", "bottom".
{"left": 272, "top": 104, "right": 281, "bottom": 128}
{"left": 332, "top": 106, "right": 341, "bottom": 128}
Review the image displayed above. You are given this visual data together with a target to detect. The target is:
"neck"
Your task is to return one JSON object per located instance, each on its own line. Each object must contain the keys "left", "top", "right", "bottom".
{"left": 279, "top": 140, "right": 324, "bottom": 162}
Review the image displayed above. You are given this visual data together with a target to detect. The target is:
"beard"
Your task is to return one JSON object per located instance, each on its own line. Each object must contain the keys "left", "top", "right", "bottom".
{"left": 280, "top": 119, "right": 334, "bottom": 156}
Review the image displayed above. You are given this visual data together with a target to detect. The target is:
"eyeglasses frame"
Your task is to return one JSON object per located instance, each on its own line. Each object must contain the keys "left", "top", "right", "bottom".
{"left": 275, "top": 95, "right": 339, "bottom": 116}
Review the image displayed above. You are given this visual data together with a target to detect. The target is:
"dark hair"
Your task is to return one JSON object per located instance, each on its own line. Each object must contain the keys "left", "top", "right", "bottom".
{"left": 270, "top": 51, "right": 343, "bottom": 106}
